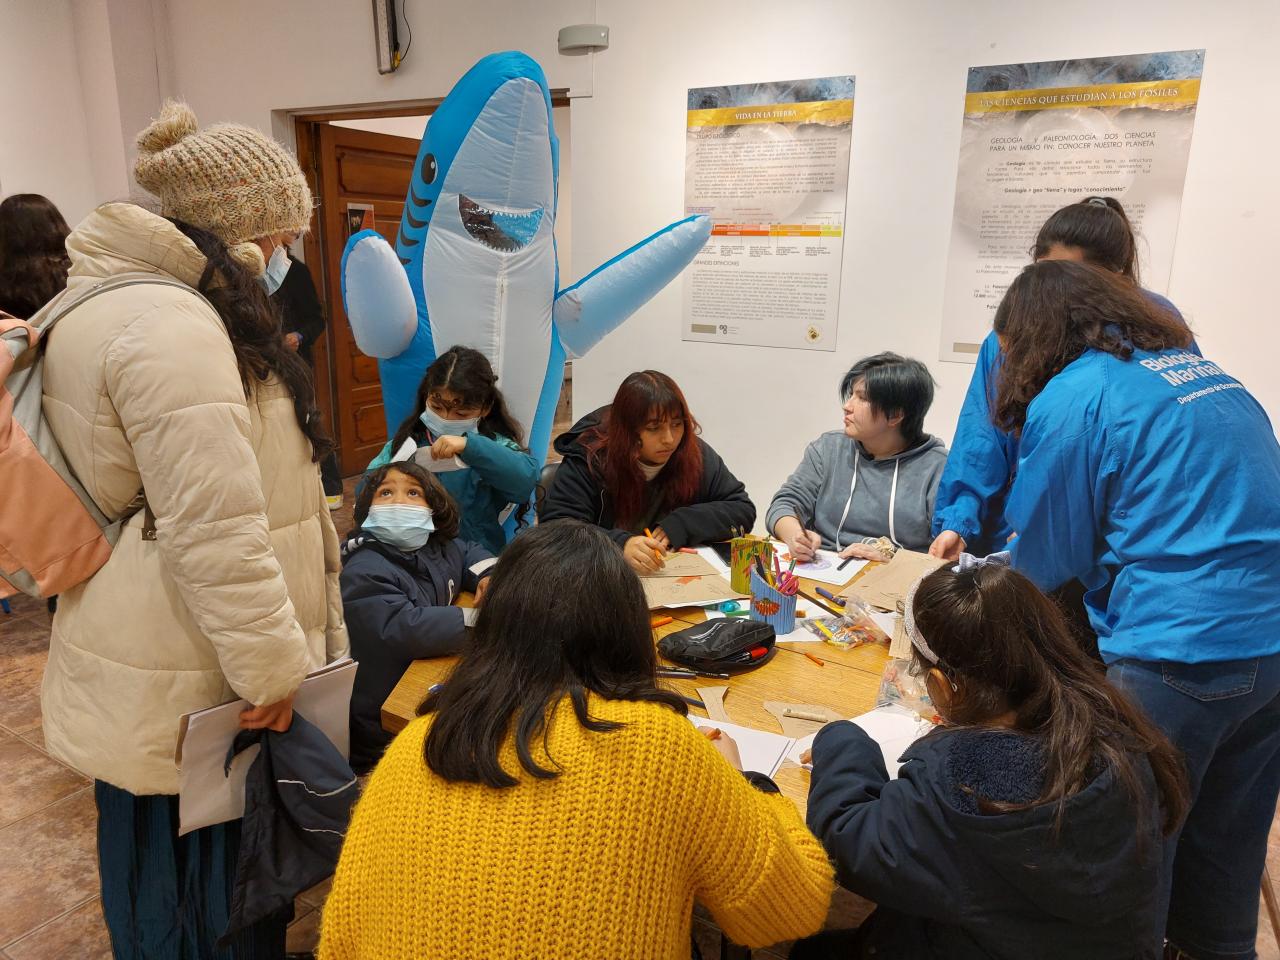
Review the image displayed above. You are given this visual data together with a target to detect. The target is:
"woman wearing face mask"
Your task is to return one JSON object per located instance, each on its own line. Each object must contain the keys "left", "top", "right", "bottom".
{"left": 542, "top": 370, "right": 755, "bottom": 574}
{"left": 341, "top": 462, "right": 495, "bottom": 773}
{"left": 39, "top": 101, "right": 347, "bottom": 956}
{"left": 768, "top": 353, "right": 947, "bottom": 562}
{"left": 366, "top": 346, "right": 538, "bottom": 554}
{"left": 267, "top": 230, "right": 346, "bottom": 509}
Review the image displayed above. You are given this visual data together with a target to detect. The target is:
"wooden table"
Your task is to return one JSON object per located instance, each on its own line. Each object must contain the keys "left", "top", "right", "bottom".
{"left": 381, "top": 568, "right": 891, "bottom": 814}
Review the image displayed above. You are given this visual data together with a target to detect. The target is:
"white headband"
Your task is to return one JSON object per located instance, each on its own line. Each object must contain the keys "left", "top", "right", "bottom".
{"left": 903, "top": 551, "right": 1011, "bottom": 664}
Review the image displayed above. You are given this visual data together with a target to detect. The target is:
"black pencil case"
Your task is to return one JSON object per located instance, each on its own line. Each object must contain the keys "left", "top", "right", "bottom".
{"left": 657, "top": 618, "right": 776, "bottom": 673}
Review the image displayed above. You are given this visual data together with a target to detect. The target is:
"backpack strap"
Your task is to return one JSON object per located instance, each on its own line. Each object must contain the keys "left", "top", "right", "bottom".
{"left": 44, "top": 274, "right": 213, "bottom": 541}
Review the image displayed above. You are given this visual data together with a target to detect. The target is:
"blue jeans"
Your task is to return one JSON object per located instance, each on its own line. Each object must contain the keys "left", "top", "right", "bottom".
{"left": 1109, "top": 653, "right": 1280, "bottom": 960}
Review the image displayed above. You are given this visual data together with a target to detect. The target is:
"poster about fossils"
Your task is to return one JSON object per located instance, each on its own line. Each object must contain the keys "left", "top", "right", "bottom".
{"left": 940, "top": 50, "right": 1204, "bottom": 362}
{"left": 683, "top": 76, "right": 854, "bottom": 351}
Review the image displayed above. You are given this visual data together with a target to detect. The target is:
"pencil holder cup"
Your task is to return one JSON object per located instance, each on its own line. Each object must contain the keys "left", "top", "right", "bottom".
{"left": 730, "top": 537, "right": 774, "bottom": 594}
{"left": 749, "top": 566, "right": 797, "bottom": 635}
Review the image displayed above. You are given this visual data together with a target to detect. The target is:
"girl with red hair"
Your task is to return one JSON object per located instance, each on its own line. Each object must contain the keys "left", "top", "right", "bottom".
{"left": 543, "top": 371, "right": 755, "bottom": 573}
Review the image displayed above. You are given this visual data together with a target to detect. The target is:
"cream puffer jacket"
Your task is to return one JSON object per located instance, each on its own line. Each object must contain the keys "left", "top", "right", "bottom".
{"left": 40, "top": 203, "right": 348, "bottom": 795}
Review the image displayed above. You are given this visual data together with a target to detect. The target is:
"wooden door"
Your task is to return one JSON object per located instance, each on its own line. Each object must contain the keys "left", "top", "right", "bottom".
{"left": 314, "top": 124, "right": 421, "bottom": 475}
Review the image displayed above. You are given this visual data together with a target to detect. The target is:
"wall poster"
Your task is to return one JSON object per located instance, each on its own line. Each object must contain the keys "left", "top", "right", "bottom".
{"left": 682, "top": 76, "right": 855, "bottom": 351}
{"left": 940, "top": 50, "right": 1205, "bottom": 362}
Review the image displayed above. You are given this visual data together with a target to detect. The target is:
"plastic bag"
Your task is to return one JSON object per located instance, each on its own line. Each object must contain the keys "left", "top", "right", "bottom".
{"left": 877, "top": 657, "right": 934, "bottom": 716}
{"left": 802, "top": 595, "right": 887, "bottom": 649}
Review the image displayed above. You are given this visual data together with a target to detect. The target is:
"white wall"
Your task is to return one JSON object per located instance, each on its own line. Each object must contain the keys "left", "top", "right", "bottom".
{"left": 161, "top": 0, "right": 594, "bottom": 138}
{"left": 0, "top": 1, "right": 98, "bottom": 224}
{"left": 568, "top": 0, "right": 1280, "bottom": 526}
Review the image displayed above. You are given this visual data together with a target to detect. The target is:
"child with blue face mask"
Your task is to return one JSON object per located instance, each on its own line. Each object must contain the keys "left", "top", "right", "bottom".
{"left": 365, "top": 346, "right": 539, "bottom": 555}
{"left": 340, "top": 462, "right": 496, "bottom": 773}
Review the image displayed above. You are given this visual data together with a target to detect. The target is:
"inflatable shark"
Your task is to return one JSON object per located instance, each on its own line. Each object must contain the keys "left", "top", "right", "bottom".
{"left": 340, "top": 51, "right": 710, "bottom": 468}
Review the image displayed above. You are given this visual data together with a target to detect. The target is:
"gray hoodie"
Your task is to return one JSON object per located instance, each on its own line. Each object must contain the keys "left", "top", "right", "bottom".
{"left": 766, "top": 431, "right": 948, "bottom": 553}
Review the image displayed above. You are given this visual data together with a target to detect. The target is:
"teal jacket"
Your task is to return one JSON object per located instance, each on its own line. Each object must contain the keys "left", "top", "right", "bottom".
{"left": 368, "top": 427, "right": 538, "bottom": 554}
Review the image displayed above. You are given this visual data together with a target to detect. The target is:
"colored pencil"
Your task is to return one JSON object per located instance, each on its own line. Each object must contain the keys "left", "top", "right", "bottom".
{"left": 837, "top": 555, "right": 856, "bottom": 571}
{"left": 815, "top": 586, "right": 846, "bottom": 607}
{"left": 680, "top": 694, "right": 707, "bottom": 710}
{"left": 812, "top": 619, "right": 837, "bottom": 642}
{"left": 644, "top": 528, "right": 665, "bottom": 565}
{"left": 799, "top": 588, "right": 843, "bottom": 616}
{"left": 802, "top": 650, "right": 824, "bottom": 667}
{"left": 650, "top": 615, "right": 674, "bottom": 628}
{"left": 704, "top": 728, "right": 723, "bottom": 741}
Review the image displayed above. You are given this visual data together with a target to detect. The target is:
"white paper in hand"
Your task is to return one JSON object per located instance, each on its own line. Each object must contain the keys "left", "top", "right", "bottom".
{"left": 787, "top": 704, "right": 932, "bottom": 777}
{"left": 411, "top": 447, "right": 468, "bottom": 473}
{"left": 175, "top": 658, "right": 358, "bottom": 836}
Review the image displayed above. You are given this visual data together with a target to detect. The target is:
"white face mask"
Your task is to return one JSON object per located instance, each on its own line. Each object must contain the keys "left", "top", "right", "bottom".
{"left": 362, "top": 503, "right": 435, "bottom": 552}
{"left": 259, "top": 245, "right": 292, "bottom": 296}
{"left": 420, "top": 405, "right": 479, "bottom": 438}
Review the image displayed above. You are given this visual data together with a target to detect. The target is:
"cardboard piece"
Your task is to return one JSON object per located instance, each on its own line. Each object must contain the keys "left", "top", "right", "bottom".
{"left": 763, "top": 700, "right": 844, "bottom": 738}
{"left": 698, "top": 686, "right": 731, "bottom": 722}
{"left": 842, "top": 549, "right": 946, "bottom": 610}
{"left": 642, "top": 573, "right": 745, "bottom": 610}
{"left": 639, "top": 551, "right": 719, "bottom": 579}
{"left": 175, "top": 658, "right": 357, "bottom": 836}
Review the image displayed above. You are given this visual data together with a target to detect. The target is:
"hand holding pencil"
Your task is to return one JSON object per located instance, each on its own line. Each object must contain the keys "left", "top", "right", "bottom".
{"left": 698, "top": 727, "right": 742, "bottom": 771}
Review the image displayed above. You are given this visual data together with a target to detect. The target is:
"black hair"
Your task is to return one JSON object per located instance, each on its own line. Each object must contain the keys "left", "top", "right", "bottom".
{"left": 172, "top": 218, "right": 333, "bottom": 462}
{"left": 1032, "top": 196, "right": 1139, "bottom": 283}
{"left": 420, "top": 519, "right": 687, "bottom": 787}
{"left": 993, "top": 259, "right": 1192, "bottom": 433}
{"left": 0, "top": 193, "right": 71, "bottom": 319}
{"left": 388, "top": 345, "right": 531, "bottom": 525}
{"left": 389, "top": 345, "right": 526, "bottom": 452}
{"left": 354, "top": 461, "right": 461, "bottom": 540}
{"left": 911, "top": 563, "right": 1187, "bottom": 836}
{"left": 839, "top": 352, "right": 935, "bottom": 446}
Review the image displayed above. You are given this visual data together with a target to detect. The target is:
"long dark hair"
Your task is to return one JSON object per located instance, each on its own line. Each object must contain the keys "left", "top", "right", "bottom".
{"left": 353, "top": 462, "right": 461, "bottom": 540}
{"left": 1032, "top": 196, "right": 1138, "bottom": 283}
{"left": 389, "top": 345, "right": 526, "bottom": 453}
{"left": 912, "top": 563, "right": 1187, "bottom": 835}
{"left": 992, "top": 259, "right": 1191, "bottom": 433}
{"left": 421, "top": 519, "right": 687, "bottom": 787}
{"left": 583, "top": 371, "right": 703, "bottom": 529}
{"left": 0, "top": 194, "right": 71, "bottom": 319}
{"left": 171, "top": 220, "right": 332, "bottom": 462}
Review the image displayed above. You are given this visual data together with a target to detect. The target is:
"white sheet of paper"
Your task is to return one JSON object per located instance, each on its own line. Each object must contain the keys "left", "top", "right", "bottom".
{"left": 689, "top": 717, "right": 795, "bottom": 778}
{"left": 411, "top": 447, "right": 468, "bottom": 473}
{"left": 176, "top": 658, "right": 357, "bottom": 836}
{"left": 695, "top": 546, "right": 733, "bottom": 578}
{"left": 771, "top": 543, "right": 868, "bottom": 587}
{"left": 786, "top": 704, "right": 933, "bottom": 777}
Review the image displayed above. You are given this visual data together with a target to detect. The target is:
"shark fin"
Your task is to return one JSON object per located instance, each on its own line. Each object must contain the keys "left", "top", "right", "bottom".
{"left": 553, "top": 215, "right": 710, "bottom": 359}
{"left": 340, "top": 229, "right": 417, "bottom": 359}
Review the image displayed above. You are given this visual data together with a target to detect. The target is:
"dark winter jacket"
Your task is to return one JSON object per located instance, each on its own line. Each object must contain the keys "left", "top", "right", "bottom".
{"left": 807, "top": 722, "right": 1164, "bottom": 959}
{"left": 340, "top": 532, "right": 495, "bottom": 772}
{"left": 542, "top": 406, "right": 756, "bottom": 548}
{"left": 271, "top": 255, "right": 324, "bottom": 364}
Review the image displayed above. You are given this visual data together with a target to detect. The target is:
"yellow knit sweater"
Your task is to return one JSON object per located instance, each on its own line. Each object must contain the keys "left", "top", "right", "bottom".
{"left": 318, "top": 697, "right": 833, "bottom": 959}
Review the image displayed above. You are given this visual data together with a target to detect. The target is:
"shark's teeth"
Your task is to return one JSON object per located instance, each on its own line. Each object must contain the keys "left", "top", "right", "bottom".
{"left": 458, "top": 194, "right": 543, "bottom": 253}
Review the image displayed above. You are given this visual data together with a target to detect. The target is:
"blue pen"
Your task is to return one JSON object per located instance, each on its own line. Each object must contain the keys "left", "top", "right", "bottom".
{"left": 815, "top": 586, "right": 847, "bottom": 607}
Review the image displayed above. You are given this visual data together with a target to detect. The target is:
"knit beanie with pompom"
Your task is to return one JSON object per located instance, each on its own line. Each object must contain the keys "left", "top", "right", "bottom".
{"left": 133, "top": 101, "right": 312, "bottom": 275}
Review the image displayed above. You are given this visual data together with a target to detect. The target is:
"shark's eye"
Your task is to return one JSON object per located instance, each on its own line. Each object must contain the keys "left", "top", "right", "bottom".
{"left": 421, "top": 153, "right": 437, "bottom": 186}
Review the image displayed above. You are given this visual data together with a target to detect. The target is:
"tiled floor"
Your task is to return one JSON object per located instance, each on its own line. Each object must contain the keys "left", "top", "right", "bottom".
{"left": 3, "top": 474, "right": 1279, "bottom": 957}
